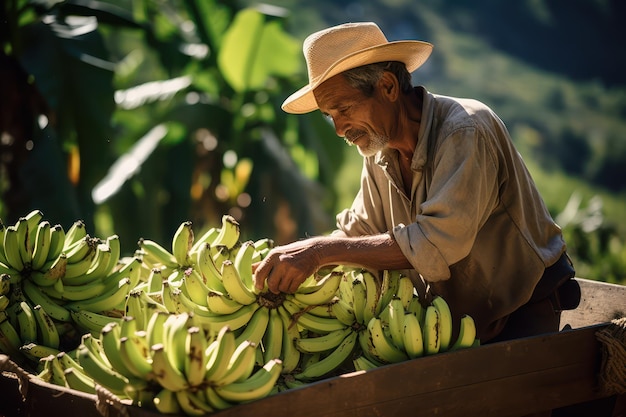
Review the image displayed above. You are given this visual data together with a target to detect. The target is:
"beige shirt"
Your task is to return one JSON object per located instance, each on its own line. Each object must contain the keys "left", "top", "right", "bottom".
{"left": 334, "top": 87, "right": 566, "bottom": 340}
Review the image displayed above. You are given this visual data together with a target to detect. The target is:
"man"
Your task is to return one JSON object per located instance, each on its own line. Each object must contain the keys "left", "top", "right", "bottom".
{"left": 253, "top": 22, "right": 579, "bottom": 342}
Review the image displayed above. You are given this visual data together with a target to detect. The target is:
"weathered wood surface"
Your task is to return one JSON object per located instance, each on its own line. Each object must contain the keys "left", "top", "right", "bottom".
{"left": 206, "top": 324, "right": 609, "bottom": 417}
{"left": 560, "top": 278, "right": 626, "bottom": 329}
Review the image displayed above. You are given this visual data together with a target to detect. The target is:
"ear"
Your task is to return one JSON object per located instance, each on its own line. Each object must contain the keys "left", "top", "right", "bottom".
{"left": 378, "top": 72, "right": 399, "bottom": 102}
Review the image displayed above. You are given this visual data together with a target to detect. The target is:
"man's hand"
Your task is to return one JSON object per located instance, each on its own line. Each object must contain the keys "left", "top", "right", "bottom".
{"left": 253, "top": 238, "right": 323, "bottom": 294}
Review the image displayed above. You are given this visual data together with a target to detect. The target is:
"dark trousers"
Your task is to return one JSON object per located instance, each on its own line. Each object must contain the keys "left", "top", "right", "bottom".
{"left": 489, "top": 252, "right": 580, "bottom": 343}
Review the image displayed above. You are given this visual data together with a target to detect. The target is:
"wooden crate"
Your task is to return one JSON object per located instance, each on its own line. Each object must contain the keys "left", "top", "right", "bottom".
{"left": 1, "top": 278, "right": 624, "bottom": 417}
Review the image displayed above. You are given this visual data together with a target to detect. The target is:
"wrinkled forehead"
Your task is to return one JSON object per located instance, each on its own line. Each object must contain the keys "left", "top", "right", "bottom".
{"left": 313, "top": 74, "right": 363, "bottom": 111}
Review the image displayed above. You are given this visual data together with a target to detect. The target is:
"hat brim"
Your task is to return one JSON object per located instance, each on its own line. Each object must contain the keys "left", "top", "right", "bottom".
{"left": 282, "top": 40, "right": 433, "bottom": 114}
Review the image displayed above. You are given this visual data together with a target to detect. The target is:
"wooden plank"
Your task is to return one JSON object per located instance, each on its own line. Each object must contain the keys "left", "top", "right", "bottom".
{"left": 561, "top": 278, "right": 626, "bottom": 329}
{"left": 206, "top": 324, "right": 609, "bottom": 417}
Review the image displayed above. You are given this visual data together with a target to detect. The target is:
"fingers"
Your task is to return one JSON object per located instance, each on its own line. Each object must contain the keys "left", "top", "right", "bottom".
{"left": 253, "top": 258, "right": 272, "bottom": 291}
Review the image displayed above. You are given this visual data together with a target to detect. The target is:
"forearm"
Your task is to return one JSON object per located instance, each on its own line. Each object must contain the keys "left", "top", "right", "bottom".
{"left": 312, "top": 233, "right": 413, "bottom": 271}
{"left": 253, "top": 233, "right": 413, "bottom": 294}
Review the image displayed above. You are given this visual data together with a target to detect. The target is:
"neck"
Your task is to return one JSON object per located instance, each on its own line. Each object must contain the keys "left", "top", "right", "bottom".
{"left": 390, "top": 88, "right": 422, "bottom": 159}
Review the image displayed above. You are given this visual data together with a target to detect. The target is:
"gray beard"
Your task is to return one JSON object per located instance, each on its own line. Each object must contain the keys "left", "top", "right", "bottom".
{"left": 355, "top": 133, "right": 388, "bottom": 157}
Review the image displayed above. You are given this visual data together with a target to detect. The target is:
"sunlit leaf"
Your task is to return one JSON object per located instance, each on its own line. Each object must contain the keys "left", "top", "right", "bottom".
{"left": 218, "top": 8, "right": 300, "bottom": 92}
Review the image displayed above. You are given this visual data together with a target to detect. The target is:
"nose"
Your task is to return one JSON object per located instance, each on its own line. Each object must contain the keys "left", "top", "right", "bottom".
{"left": 331, "top": 115, "right": 348, "bottom": 138}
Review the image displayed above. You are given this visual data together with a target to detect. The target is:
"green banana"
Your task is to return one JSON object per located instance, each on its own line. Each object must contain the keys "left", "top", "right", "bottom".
{"left": 103, "top": 234, "right": 121, "bottom": 276}
{"left": 422, "top": 305, "right": 441, "bottom": 355}
{"left": 161, "top": 282, "right": 187, "bottom": 314}
{"left": 137, "top": 238, "right": 179, "bottom": 270}
{"left": 432, "top": 295, "right": 453, "bottom": 351}
{"left": 172, "top": 221, "right": 194, "bottom": 267}
{"left": 234, "top": 305, "right": 269, "bottom": 346}
{"left": 153, "top": 388, "right": 182, "bottom": 414}
{"left": 175, "top": 389, "right": 214, "bottom": 416}
{"left": 32, "top": 304, "right": 60, "bottom": 349}
{"left": 190, "top": 227, "right": 219, "bottom": 255}
{"left": 22, "top": 279, "right": 71, "bottom": 322}
{"left": 367, "top": 316, "right": 408, "bottom": 364}
{"left": 396, "top": 275, "right": 415, "bottom": 310}
{"left": 361, "top": 270, "right": 381, "bottom": 323}
{"left": 262, "top": 308, "right": 284, "bottom": 363}
{"left": 402, "top": 312, "right": 424, "bottom": 359}
{"left": 353, "top": 354, "right": 383, "bottom": 371}
{"left": 124, "top": 289, "right": 148, "bottom": 330}
{"left": 63, "top": 367, "right": 96, "bottom": 394}
{"left": 207, "top": 290, "right": 243, "bottom": 315}
{"left": 15, "top": 217, "right": 32, "bottom": 268}
{"left": 29, "top": 253, "right": 67, "bottom": 287}
{"left": 277, "top": 306, "right": 301, "bottom": 374}
{"left": 30, "top": 221, "right": 52, "bottom": 271}
{"left": 211, "top": 215, "right": 240, "bottom": 249}
{"left": 56, "top": 350, "right": 84, "bottom": 372}
{"left": 163, "top": 313, "right": 192, "bottom": 377}
{"left": 204, "top": 324, "right": 237, "bottom": 384}
{"left": 146, "top": 267, "right": 165, "bottom": 294}
{"left": 101, "top": 256, "right": 142, "bottom": 292}
{"left": 19, "top": 342, "right": 61, "bottom": 362}
{"left": 218, "top": 339, "right": 258, "bottom": 386}
{"left": 195, "top": 242, "right": 226, "bottom": 294}
{"left": 204, "top": 385, "right": 234, "bottom": 410}
{"left": 407, "top": 295, "right": 425, "bottom": 323}
{"left": 295, "top": 311, "right": 347, "bottom": 334}
{"left": 293, "top": 271, "right": 342, "bottom": 306}
{"left": 71, "top": 309, "right": 121, "bottom": 336}
{"left": 0, "top": 294, "right": 9, "bottom": 311}
{"left": 41, "top": 280, "right": 107, "bottom": 302}
{"left": 63, "top": 220, "right": 87, "bottom": 250}
{"left": 151, "top": 342, "right": 189, "bottom": 392}
{"left": 46, "top": 354, "right": 70, "bottom": 388}
{"left": 145, "top": 310, "right": 169, "bottom": 348}
{"left": 295, "top": 331, "right": 357, "bottom": 381}
{"left": 81, "top": 242, "right": 114, "bottom": 283}
{"left": 65, "top": 276, "right": 132, "bottom": 313}
{"left": 387, "top": 297, "right": 406, "bottom": 351}
{"left": 351, "top": 276, "right": 367, "bottom": 325}
{"left": 215, "top": 358, "right": 282, "bottom": 403}
{"left": 3, "top": 225, "right": 24, "bottom": 271}
{"left": 233, "top": 240, "right": 256, "bottom": 292}
{"left": 64, "top": 235, "right": 95, "bottom": 264}
{"left": 0, "top": 273, "right": 10, "bottom": 296}
{"left": 119, "top": 333, "right": 152, "bottom": 380}
{"left": 331, "top": 298, "right": 356, "bottom": 326}
{"left": 46, "top": 224, "right": 66, "bottom": 265}
{"left": 378, "top": 269, "right": 400, "bottom": 310}
{"left": 295, "top": 326, "right": 353, "bottom": 354}
{"left": 183, "top": 325, "right": 210, "bottom": 387}
{"left": 221, "top": 259, "right": 257, "bottom": 306}
{"left": 76, "top": 343, "right": 134, "bottom": 398}
{"left": 0, "top": 312, "right": 24, "bottom": 358}
{"left": 180, "top": 268, "right": 210, "bottom": 308}
{"left": 99, "top": 322, "right": 141, "bottom": 382}
{"left": 15, "top": 300, "right": 38, "bottom": 344}
{"left": 63, "top": 238, "right": 98, "bottom": 281}
{"left": 450, "top": 314, "right": 477, "bottom": 351}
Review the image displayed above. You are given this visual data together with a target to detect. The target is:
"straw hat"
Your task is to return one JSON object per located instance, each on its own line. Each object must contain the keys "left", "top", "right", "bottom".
{"left": 281, "top": 22, "right": 433, "bottom": 114}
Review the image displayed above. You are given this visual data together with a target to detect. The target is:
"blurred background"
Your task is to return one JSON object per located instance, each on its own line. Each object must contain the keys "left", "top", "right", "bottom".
{"left": 1, "top": 0, "right": 625, "bottom": 284}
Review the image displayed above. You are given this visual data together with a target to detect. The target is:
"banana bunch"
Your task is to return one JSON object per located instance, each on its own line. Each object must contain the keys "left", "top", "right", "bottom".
{"left": 136, "top": 214, "right": 246, "bottom": 279}
{"left": 0, "top": 209, "right": 143, "bottom": 371}
{"left": 71, "top": 309, "right": 284, "bottom": 414}
{"left": 355, "top": 293, "right": 479, "bottom": 367}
